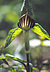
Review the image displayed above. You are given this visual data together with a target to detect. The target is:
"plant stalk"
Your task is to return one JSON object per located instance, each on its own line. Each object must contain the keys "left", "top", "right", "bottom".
{"left": 24, "top": 31, "right": 30, "bottom": 72}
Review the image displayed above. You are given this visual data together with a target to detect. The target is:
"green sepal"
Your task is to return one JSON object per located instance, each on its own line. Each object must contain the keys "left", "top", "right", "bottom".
{"left": 4, "top": 28, "right": 22, "bottom": 48}
{"left": 31, "top": 23, "right": 50, "bottom": 40}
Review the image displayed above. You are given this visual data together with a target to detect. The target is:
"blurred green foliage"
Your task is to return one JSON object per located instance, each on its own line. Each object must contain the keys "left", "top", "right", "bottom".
{"left": 0, "top": 0, "right": 50, "bottom": 32}
{"left": 0, "top": 0, "right": 23, "bottom": 31}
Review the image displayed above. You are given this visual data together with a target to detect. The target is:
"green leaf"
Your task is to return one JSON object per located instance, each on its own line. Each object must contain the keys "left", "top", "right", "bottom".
{"left": 0, "top": 56, "right": 9, "bottom": 65}
{"left": 0, "top": 54, "right": 39, "bottom": 71}
{"left": 32, "top": 67, "right": 38, "bottom": 71}
{"left": 29, "top": 63, "right": 38, "bottom": 71}
{"left": 5, "top": 54, "right": 24, "bottom": 65}
{"left": 31, "top": 23, "right": 50, "bottom": 40}
{"left": 4, "top": 28, "right": 22, "bottom": 48}
{"left": 24, "top": 62, "right": 38, "bottom": 71}
{"left": 0, "top": 56, "right": 5, "bottom": 59}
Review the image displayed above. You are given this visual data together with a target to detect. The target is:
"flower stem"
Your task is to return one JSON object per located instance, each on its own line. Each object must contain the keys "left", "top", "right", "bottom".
{"left": 24, "top": 31, "right": 30, "bottom": 72}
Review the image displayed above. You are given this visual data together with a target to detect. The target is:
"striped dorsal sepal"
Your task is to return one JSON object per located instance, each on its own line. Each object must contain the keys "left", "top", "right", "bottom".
{"left": 17, "top": 13, "right": 35, "bottom": 31}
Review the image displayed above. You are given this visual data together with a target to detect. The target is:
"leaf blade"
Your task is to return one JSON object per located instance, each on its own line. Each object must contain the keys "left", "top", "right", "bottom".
{"left": 31, "top": 23, "right": 50, "bottom": 40}
{"left": 5, "top": 54, "right": 24, "bottom": 64}
{"left": 4, "top": 28, "right": 22, "bottom": 48}
{"left": 0, "top": 56, "right": 5, "bottom": 59}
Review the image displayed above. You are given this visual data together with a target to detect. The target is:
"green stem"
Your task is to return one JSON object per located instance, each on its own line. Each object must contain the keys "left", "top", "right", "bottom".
{"left": 24, "top": 31, "right": 30, "bottom": 72}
